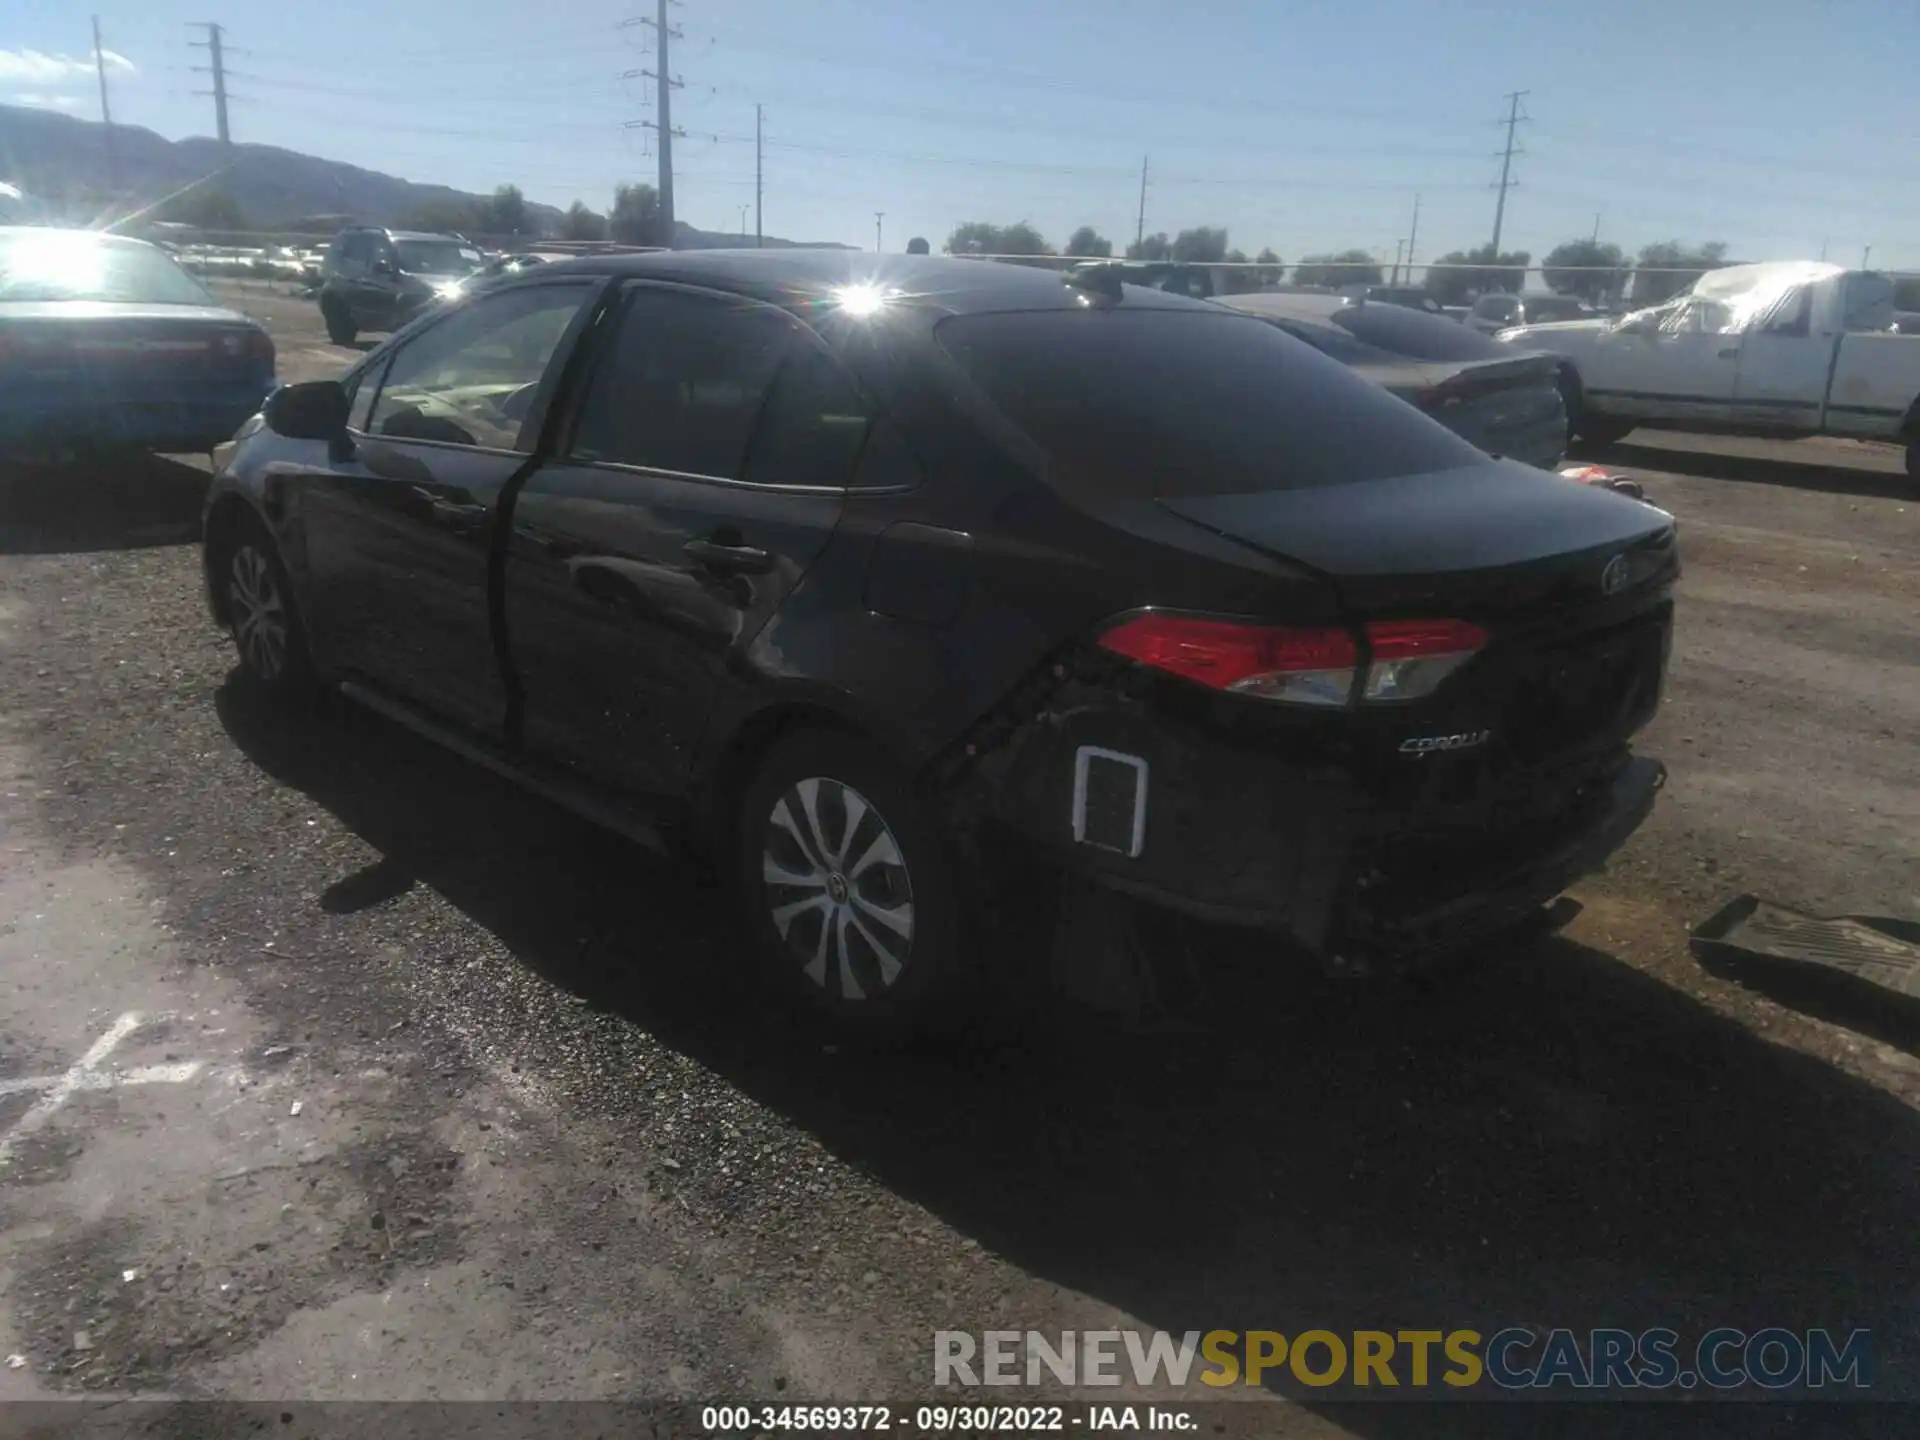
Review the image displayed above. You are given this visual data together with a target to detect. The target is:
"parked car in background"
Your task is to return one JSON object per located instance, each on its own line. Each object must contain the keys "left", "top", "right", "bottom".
{"left": 1, "top": 226, "right": 274, "bottom": 461}
{"left": 1342, "top": 284, "right": 1446, "bottom": 315}
{"left": 316, "top": 226, "right": 483, "bottom": 345}
{"left": 203, "top": 252, "right": 1672, "bottom": 1031}
{"left": 1891, "top": 311, "right": 1920, "bottom": 335}
{"left": 1466, "top": 292, "right": 1598, "bottom": 335}
{"left": 1498, "top": 261, "right": 1920, "bottom": 485}
{"left": 1214, "top": 292, "right": 1568, "bottom": 468}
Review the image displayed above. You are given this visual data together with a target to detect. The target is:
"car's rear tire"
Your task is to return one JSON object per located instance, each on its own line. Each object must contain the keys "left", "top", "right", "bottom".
{"left": 321, "top": 299, "right": 356, "bottom": 347}
{"left": 735, "top": 729, "right": 972, "bottom": 1036}
{"left": 213, "top": 511, "right": 318, "bottom": 701}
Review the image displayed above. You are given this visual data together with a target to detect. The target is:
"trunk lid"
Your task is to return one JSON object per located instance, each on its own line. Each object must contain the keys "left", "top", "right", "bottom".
{"left": 1158, "top": 462, "right": 1677, "bottom": 791}
{"left": 1155, "top": 459, "right": 1672, "bottom": 620}
{"left": 1, "top": 302, "right": 270, "bottom": 393}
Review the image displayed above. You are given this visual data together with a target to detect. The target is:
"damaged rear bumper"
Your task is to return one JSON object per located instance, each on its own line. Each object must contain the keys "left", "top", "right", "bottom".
{"left": 966, "top": 680, "right": 1666, "bottom": 971}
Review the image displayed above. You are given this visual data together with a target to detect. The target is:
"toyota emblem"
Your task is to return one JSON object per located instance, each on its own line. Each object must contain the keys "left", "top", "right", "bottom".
{"left": 1600, "top": 553, "right": 1628, "bottom": 596}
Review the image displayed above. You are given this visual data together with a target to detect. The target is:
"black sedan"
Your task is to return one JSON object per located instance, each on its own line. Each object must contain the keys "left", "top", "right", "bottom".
{"left": 1214, "top": 291, "right": 1569, "bottom": 469}
{"left": 2, "top": 226, "right": 275, "bottom": 460}
{"left": 203, "top": 252, "right": 1674, "bottom": 1032}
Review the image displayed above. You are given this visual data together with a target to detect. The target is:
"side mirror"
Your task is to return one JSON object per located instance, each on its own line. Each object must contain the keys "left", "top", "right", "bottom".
{"left": 371, "top": 256, "right": 397, "bottom": 276}
{"left": 263, "top": 380, "right": 350, "bottom": 440}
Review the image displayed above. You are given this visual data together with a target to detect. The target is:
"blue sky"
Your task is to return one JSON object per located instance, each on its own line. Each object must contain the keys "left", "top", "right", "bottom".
{"left": 5, "top": 0, "right": 1916, "bottom": 269}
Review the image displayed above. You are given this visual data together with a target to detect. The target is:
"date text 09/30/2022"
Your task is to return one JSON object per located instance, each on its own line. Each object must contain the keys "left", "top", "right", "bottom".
{"left": 700, "top": 1405, "right": 1196, "bottom": 1432}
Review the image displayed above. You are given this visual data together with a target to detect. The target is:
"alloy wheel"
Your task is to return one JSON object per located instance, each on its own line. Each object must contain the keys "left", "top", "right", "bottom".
{"left": 228, "top": 543, "right": 290, "bottom": 681}
{"left": 761, "top": 776, "right": 916, "bottom": 1001}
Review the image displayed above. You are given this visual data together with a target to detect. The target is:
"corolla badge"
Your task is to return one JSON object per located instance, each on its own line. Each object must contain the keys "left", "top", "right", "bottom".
{"left": 1600, "top": 552, "right": 1629, "bottom": 596}
{"left": 1399, "top": 730, "right": 1492, "bottom": 757}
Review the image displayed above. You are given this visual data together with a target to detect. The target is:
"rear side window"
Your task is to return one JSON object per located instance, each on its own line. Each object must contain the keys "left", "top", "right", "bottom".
{"left": 1525, "top": 296, "right": 1589, "bottom": 322}
{"left": 1266, "top": 318, "right": 1403, "bottom": 367}
{"left": 936, "top": 309, "right": 1479, "bottom": 497}
{"left": 741, "top": 342, "right": 874, "bottom": 489}
{"left": 1333, "top": 303, "right": 1515, "bottom": 361}
{"left": 569, "top": 288, "right": 792, "bottom": 478}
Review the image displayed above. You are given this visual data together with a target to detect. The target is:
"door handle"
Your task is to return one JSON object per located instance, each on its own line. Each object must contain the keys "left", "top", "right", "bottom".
{"left": 1717, "top": 348, "right": 1739, "bottom": 359}
{"left": 684, "top": 538, "right": 774, "bottom": 575}
{"left": 408, "top": 485, "right": 486, "bottom": 518}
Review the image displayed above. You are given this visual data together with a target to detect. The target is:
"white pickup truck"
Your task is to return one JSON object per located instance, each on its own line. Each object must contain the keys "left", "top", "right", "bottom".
{"left": 1495, "top": 262, "right": 1920, "bottom": 488}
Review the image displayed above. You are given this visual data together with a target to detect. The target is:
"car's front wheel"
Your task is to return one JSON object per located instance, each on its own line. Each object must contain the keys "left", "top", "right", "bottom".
{"left": 215, "top": 513, "right": 317, "bottom": 700}
{"left": 321, "top": 298, "right": 356, "bottom": 346}
{"left": 736, "top": 729, "right": 970, "bottom": 1035}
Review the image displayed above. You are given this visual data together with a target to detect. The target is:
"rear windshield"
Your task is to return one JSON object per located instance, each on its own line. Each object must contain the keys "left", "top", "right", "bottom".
{"left": 935, "top": 308, "right": 1480, "bottom": 497}
{"left": 1330, "top": 303, "right": 1514, "bottom": 362}
{"left": 0, "top": 233, "right": 213, "bottom": 305}
{"left": 1263, "top": 317, "right": 1404, "bottom": 367}
{"left": 1524, "top": 296, "right": 1591, "bottom": 321}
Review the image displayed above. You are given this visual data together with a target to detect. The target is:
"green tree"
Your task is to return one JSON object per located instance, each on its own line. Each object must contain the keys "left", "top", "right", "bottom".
{"left": 943, "top": 221, "right": 1052, "bottom": 256}
{"left": 1632, "top": 240, "right": 1729, "bottom": 305}
{"left": 1254, "top": 247, "right": 1284, "bottom": 288}
{"left": 1125, "top": 232, "right": 1172, "bottom": 261}
{"left": 1216, "top": 247, "right": 1262, "bottom": 295}
{"left": 560, "top": 201, "right": 606, "bottom": 241}
{"left": 1424, "top": 244, "right": 1531, "bottom": 305}
{"left": 1171, "top": 227, "right": 1229, "bottom": 263}
{"left": 400, "top": 198, "right": 481, "bottom": 234}
{"left": 610, "top": 183, "right": 663, "bottom": 245}
{"left": 158, "top": 185, "right": 248, "bottom": 233}
{"left": 906, "top": 236, "right": 931, "bottom": 255}
{"left": 1894, "top": 277, "right": 1920, "bottom": 311}
{"left": 1293, "top": 250, "right": 1384, "bottom": 289}
{"left": 1065, "top": 226, "right": 1112, "bottom": 258}
{"left": 1541, "top": 239, "right": 1630, "bottom": 304}
{"left": 477, "top": 184, "right": 529, "bottom": 236}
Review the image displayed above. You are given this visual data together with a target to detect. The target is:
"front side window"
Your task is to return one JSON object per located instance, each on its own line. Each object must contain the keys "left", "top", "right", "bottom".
{"left": 568, "top": 287, "right": 795, "bottom": 478}
{"left": 368, "top": 283, "right": 593, "bottom": 451}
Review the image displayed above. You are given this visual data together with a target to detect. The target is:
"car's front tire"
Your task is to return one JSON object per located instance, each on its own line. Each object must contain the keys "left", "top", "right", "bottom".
{"left": 321, "top": 298, "right": 356, "bottom": 347}
{"left": 214, "top": 512, "right": 317, "bottom": 701}
{"left": 735, "top": 728, "right": 971, "bottom": 1035}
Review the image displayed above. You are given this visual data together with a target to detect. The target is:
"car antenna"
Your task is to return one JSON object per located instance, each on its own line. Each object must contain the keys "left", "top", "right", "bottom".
{"left": 1064, "top": 261, "right": 1125, "bottom": 304}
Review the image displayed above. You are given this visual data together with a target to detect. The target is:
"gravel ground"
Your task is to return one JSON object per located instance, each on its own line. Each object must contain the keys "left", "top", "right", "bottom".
{"left": 0, "top": 299, "right": 1917, "bottom": 1437}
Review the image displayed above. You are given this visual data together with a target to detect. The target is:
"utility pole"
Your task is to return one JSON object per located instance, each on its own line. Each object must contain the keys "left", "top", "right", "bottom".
{"left": 1591, "top": 213, "right": 1601, "bottom": 244}
{"left": 1489, "top": 89, "right": 1528, "bottom": 256}
{"left": 1406, "top": 193, "right": 1421, "bottom": 274}
{"left": 874, "top": 212, "right": 884, "bottom": 252}
{"left": 755, "top": 103, "right": 763, "bottom": 248}
{"left": 188, "top": 23, "right": 232, "bottom": 148}
{"left": 1819, "top": 238, "right": 1829, "bottom": 261}
{"left": 738, "top": 205, "right": 748, "bottom": 237}
{"left": 1135, "top": 155, "right": 1149, "bottom": 248}
{"left": 1862, "top": 245, "right": 1872, "bottom": 269}
{"left": 1392, "top": 240, "right": 1405, "bottom": 285}
{"left": 92, "top": 16, "right": 116, "bottom": 192}
{"left": 623, "top": 1, "right": 683, "bottom": 244}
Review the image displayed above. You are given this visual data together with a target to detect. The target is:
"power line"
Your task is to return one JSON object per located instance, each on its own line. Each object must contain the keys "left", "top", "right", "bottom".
{"left": 1489, "top": 88, "right": 1528, "bottom": 254}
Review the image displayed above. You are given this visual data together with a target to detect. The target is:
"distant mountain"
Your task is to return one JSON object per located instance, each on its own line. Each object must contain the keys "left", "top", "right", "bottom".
{"left": 0, "top": 105, "right": 853, "bottom": 250}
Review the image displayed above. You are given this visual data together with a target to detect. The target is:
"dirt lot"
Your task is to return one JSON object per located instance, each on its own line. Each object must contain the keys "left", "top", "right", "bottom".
{"left": 0, "top": 286, "right": 1916, "bottom": 1436}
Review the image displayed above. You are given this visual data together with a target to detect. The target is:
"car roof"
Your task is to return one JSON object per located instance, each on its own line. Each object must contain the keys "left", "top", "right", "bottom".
{"left": 512, "top": 251, "right": 1217, "bottom": 317}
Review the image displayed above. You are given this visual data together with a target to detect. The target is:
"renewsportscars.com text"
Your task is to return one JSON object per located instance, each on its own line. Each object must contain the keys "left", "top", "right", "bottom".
{"left": 933, "top": 1327, "right": 1872, "bottom": 1392}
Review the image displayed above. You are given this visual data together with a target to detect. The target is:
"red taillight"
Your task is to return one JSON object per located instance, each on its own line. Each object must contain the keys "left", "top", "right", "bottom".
{"left": 1098, "top": 613, "right": 1487, "bottom": 707}
{"left": 1098, "top": 615, "right": 1359, "bottom": 707}
{"left": 1361, "top": 618, "right": 1488, "bottom": 701}
{"left": 246, "top": 328, "right": 275, "bottom": 363}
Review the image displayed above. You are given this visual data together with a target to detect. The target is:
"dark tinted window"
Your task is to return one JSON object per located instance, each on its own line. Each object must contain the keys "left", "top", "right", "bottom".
{"left": 937, "top": 309, "right": 1478, "bottom": 497}
{"left": 570, "top": 288, "right": 793, "bottom": 477}
{"left": 1523, "top": 296, "right": 1590, "bottom": 322}
{"left": 741, "top": 342, "right": 872, "bottom": 489}
{"left": 339, "top": 233, "right": 375, "bottom": 263}
{"left": 1332, "top": 303, "right": 1514, "bottom": 361}
{"left": 1266, "top": 318, "right": 1403, "bottom": 367}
